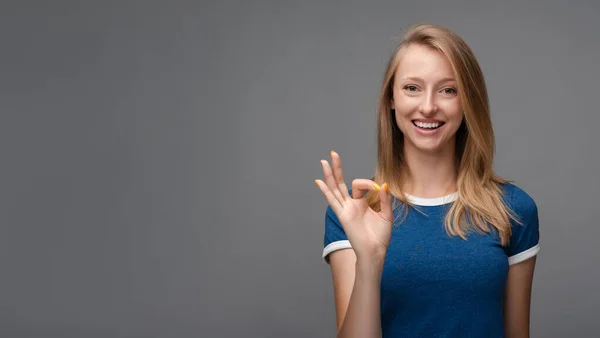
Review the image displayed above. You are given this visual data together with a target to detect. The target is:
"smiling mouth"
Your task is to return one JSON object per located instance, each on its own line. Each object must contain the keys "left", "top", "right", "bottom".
{"left": 412, "top": 120, "right": 445, "bottom": 130}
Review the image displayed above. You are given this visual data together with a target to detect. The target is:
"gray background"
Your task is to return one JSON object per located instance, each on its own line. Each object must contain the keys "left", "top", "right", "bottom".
{"left": 1, "top": 0, "right": 598, "bottom": 337}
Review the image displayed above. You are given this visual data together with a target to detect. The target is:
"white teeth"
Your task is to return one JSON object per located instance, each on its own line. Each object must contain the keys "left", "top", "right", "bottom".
{"left": 414, "top": 121, "right": 441, "bottom": 129}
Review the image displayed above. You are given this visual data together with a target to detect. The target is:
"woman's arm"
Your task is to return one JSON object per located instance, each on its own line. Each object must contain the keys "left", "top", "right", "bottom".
{"left": 329, "top": 248, "right": 385, "bottom": 338}
{"left": 503, "top": 256, "right": 537, "bottom": 338}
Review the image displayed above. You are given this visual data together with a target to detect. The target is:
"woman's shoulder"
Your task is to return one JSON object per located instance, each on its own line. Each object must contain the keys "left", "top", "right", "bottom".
{"left": 498, "top": 181, "right": 538, "bottom": 216}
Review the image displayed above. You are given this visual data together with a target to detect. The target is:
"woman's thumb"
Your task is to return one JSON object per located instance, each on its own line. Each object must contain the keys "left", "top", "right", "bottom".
{"left": 379, "top": 182, "right": 393, "bottom": 225}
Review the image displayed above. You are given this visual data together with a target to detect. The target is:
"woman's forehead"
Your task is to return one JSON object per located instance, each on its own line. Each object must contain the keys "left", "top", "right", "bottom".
{"left": 395, "top": 44, "right": 455, "bottom": 81}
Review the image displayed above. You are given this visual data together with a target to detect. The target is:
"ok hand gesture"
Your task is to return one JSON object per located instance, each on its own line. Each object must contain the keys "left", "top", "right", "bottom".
{"left": 315, "top": 151, "right": 394, "bottom": 260}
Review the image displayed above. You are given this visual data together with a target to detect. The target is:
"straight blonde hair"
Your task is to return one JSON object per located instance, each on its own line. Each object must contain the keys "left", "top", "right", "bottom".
{"left": 365, "top": 23, "right": 520, "bottom": 245}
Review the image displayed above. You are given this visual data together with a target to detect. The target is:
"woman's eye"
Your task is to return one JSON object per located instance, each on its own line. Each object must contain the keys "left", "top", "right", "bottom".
{"left": 404, "top": 85, "right": 418, "bottom": 92}
{"left": 444, "top": 87, "right": 457, "bottom": 95}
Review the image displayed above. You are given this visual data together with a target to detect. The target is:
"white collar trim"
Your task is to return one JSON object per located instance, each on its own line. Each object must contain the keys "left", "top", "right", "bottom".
{"left": 403, "top": 192, "right": 458, "bottom": 206}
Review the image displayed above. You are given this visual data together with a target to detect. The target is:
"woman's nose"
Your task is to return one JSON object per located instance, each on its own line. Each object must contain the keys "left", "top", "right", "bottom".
{"left": 419, "top": 92, "right": 437, "bottom": 115}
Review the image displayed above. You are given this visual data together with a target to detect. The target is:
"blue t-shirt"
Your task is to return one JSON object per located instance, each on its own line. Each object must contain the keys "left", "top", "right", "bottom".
{"left": 322, "top": 183, "right": 540, "bottom": 338}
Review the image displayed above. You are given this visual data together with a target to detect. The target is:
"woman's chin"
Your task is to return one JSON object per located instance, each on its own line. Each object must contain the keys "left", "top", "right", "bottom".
{"left": 406, "top": 137, "right": 453, "bottom": 154}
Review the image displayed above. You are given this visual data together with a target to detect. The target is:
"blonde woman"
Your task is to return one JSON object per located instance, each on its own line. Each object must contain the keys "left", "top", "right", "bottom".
{"left": 315, "top": 24, "right": 540, "bottom": 338}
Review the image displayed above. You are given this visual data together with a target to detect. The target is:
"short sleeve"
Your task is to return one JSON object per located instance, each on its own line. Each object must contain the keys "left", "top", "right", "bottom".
{"left": 322, "top": 205, "right": 352, "bottom": 264}
{"left": 504, "top": 185, "right": 540, "bottom": 265}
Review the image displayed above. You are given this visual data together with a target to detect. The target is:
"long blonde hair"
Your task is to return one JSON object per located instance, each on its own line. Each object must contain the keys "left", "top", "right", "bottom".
{"left": 365, "top": 23, "right": 519, "bottom": 245}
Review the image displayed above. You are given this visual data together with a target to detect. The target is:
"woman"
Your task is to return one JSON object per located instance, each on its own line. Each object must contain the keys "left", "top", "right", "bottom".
{"left": 314, "top": 24, "right": 540, "bottom": 337}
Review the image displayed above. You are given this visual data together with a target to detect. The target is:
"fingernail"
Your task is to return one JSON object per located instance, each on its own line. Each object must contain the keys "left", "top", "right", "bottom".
{"left": 383, "top": 182, "right": 389, "bottom": 192}
{"left": 373, "top": 183, "right": 381, "bottom": 191}
{"left": 330, "top": 150, "right": 335, "bottom": 157}
{"left": 315, "top": 180, "right": 319, "bottom": 187}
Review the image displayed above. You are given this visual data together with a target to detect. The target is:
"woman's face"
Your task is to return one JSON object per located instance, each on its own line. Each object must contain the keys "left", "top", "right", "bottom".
{"left": 392, "top": 44, "right": 464, "bottom": 154}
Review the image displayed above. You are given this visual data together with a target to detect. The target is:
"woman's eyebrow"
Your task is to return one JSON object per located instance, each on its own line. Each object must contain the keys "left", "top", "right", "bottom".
{"left": 401, "top": 76, "right": 456, "bottom": 83}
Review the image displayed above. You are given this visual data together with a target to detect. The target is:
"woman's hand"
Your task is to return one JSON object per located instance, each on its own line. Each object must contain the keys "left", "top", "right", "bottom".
{"left": 315, "top": 151, "right": 394, "bottom": 261}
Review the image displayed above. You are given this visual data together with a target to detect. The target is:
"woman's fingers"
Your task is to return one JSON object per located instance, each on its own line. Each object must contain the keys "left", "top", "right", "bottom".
{"left": 314, "top": 179, "right": 343, "bottom": 214}
{"left": 330, "top": 151, "right": 351, "bottom": 200}
{"left": 320, "top": 159, "right": 345, "bottom": 206}
{"left": 351, "top": 179, "right": 380, "bottom": 199}
{"left": 315, "top": 152, "right": 381, "bottom": 216}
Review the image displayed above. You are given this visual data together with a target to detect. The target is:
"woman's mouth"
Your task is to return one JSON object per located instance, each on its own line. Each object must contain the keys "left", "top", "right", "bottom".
{"left": 412, "top": 120, "right": 445, "bottom": 130}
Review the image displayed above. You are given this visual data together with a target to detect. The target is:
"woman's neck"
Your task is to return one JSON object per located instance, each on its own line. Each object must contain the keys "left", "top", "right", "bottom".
{"left": 402, "top": 140, "right": 458, "bottom": 199}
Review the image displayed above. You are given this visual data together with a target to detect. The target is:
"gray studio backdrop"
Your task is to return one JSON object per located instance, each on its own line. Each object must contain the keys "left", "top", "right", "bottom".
{"left": 1, "top": 1, "right": 598, "bottom": 337}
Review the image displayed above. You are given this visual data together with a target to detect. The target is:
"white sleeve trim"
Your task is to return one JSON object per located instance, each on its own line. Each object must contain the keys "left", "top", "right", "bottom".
{"left": 322, "top": 240, "right": 352, "bottom": 264}
{"left": 508, "top": 243, "right": 540, "bottom": 265}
